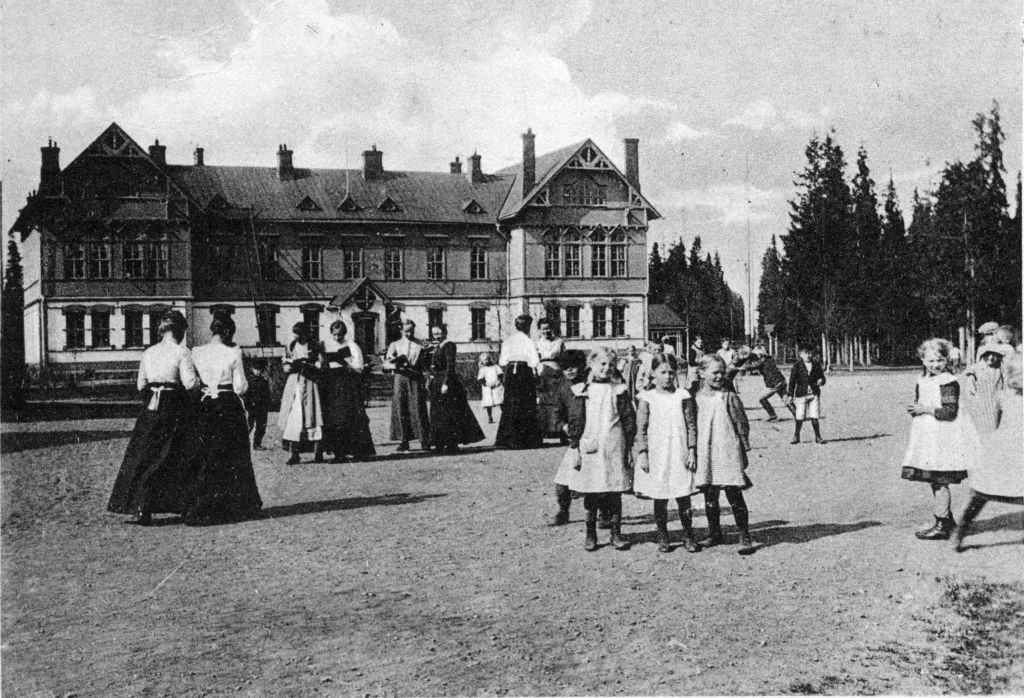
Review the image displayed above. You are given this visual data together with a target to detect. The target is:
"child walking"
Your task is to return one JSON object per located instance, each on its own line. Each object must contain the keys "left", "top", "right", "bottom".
{"left": 551, "top": 357, "right": 585, "bottom": 525}
{"left": 634, "top": 354, "right": 700, "bottom": 553}
{"left": 901, "top": 338, "right": 980, "bottom": 540}
{"left": 567, "top": 347, "right": 637, "bottom": 551}
{"left": 788, "top": 346, "right": 826, "bottom": 444}
{"left": 694, "top": 354, "right": 756, "bottom": 553}
{"left": 477, "top": 353, "right": 504, "bottom": 424}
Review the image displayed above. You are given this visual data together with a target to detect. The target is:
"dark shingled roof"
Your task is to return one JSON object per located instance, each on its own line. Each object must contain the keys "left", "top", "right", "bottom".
{"left": 495, "top": 140, "right": 587, "bottom": 220}
{"left": 166, "top": 165, "right": 515, "bottom": 225}
{"left": 648, "top": 303, "right": 686, "bottom": 329}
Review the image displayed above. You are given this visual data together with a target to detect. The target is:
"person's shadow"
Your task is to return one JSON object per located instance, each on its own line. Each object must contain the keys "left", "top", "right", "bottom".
{"left": 2, "top": 430, "right": 134, "bottom": 454}
{"left": 260, "top": 492, "right": 447, "bottom": 519}
{"left": 954, "top": 511, "right": 1024, "bottom": 551}
{"left": 621, "top": 516, "right": 882, "bottom": 553}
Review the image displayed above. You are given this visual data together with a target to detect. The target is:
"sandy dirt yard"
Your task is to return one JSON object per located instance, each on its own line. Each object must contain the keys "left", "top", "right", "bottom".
{"left": 2, "top": 370, "right": 1022, "bottom": 697}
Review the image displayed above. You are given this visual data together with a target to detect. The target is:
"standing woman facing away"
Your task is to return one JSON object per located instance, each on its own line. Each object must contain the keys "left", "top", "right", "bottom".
{"left": 535, "top": 318, "right": 567, "bottom": 441}
{"left": 183, "top": 315, "right": 263, "bottom": 524}
{"left": 320, "top": 319, "right": 376, "bottom": 463}
{"left": 107, "top": 310, "right": 198, "bottom": 525}
{"left": 495, "top": 314, "right": 542, "bottom": 449}
{"left": 428, "top": 324, "right": 485, "bottom": 453}
{"left": 278, "top": 322, "right": 324, "bottom": 465}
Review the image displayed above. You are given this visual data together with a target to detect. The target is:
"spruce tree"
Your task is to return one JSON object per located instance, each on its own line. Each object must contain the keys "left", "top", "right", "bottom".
{"left": 2, "top": 236, "right": 26, "bottom": 408}
{"left": 757, "top": 236, "right": 785, "bottom": 337}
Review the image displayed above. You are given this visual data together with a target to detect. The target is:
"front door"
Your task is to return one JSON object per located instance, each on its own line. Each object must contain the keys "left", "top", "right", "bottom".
{"left": 352, "top": 312, "right": 378, "bottom": 362}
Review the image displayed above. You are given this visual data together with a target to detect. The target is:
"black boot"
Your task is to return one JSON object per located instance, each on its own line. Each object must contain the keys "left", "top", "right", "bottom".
{"left": 677, "top": 502, "right": 700, "bottom": 553}
{"left": 699, "top": 495, "right": 723, "bottom": 547}
{"left": 759, "top": 397, "right": 777, "bottom": 422}
{"left": 610, "top": 515, "right": 631, "bottom": 550}
{"left": 552, "top": 485, "right": 571, "bottom": 526}
{"left": 791, "top": 420, "right": 803, "bottom": 445}
{"left": 584, "top": 509, "right": 598, "bottom": 551}
{"left": 915, "top": 515, "right": 955, "bottom": 540}
{"left": 654, "top": 504, "right": 671, "bottom": 553}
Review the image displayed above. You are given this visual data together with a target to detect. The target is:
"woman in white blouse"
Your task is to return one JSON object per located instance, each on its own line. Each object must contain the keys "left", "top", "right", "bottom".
{"left": 319, "top": 319, "right": 375, "bottom": 462}
{"left": 108, "top": 310, "right": 199, "bottom": 525}
{"left": 495, "top": 314, "right": 543, "bottom": 449}
{"left": 182, "top": 315, "right": 263, "bottom": 524}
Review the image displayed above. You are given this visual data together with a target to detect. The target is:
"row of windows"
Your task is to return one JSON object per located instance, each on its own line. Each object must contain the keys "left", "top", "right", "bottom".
{"left": 64, "top": 309, "right": 165, "bottom": 349}
{"left": 249, "top": 244, "right": 489, "bottom": 282}
{"left": 64, "top": 241, "right": 169, "bottom": 280}
{"left": 543, "top": 305, "right": 628, "bottom": 338}
{"left": 543, "top": 231, "right": 628, "bottom": 278}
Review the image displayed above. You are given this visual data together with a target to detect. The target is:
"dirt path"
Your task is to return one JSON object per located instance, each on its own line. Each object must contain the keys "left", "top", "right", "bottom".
{"left": 3, "top": 371, "right": 1022, "bottom": 696}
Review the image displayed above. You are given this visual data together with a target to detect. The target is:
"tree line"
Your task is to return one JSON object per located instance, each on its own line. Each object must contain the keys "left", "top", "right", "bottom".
{"left": 758, "top": 102, "right": 1021, "bottom": 367}
{"left": 649, "top": 236, "right": 746, "bottom": 345}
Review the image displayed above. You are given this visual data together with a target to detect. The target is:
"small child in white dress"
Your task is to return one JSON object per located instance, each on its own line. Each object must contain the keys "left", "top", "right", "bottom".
{"left": 900, "top": 338, "right": 980, "bottom": 540}
{"left": 634, "top": 354, "right": 700, "bottom": 553}
{"left": 477, "top": 353, "right": 504, "bottom": 424}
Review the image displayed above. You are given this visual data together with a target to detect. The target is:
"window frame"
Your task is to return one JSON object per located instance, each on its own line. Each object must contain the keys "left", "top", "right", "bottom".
{"left": 564, "top": 306, "right": 581, "bottom": 338}
{"left": 563, "top": 232, "right": 581, "bottom": 278}
{"left": 427, "top": 307, "right": 445, "bottom": 333}
{"left": 64, "top": 243, "right": 86, "bottom": 280}
{"left": 470, "top": 307, "right": 487, "bottom": 340}
{"left": 301, "top": 244, "right": 324, "bottom": 280}
{"left": 610, "top": 305, "right": 626, "bottom": 337}
{"left": 427, "top": 246, "right": 446, "bottom": 280}
{"left": 91, "top": 310, "right": 111, "bottom": 348}
{"left": 610, "top": 231, "right": 627, "bottom": 278}
{"left": 470, "top": 245, "right": 487, "bottom": 280}
{"left": 342, "top": 247, "right": 364, "bottom": 280}
{"left": 147, "top": 235, "right": 169, "bottom": 279}
{"left": 88, "top": 242, "right": 111, "bottom": 279}
{"left": 302, "top": 308, "right": 321, "bottom": 344}
{"left": 590, "top": 231, "right": 608, "bottom": 277}
{"left": 257, "top": 239, "right": 278, "bottom": 281}
{"left": 65, "top": 311, "right": 86, "bottom": 349}
{"left": 591, "top": 305, "right": 608, "bottom": 338}
{"left": 383, "top": 247, "right": 403, "bottom": 280}
{"left": 124, "top": 310, "right": 145, "bottom": 348}
{"left": 256, "top": 306, "right": 279, "bottom": 346}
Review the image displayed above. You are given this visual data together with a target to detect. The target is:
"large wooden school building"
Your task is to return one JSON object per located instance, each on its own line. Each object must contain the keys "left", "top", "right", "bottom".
{"left": 11, "top": 123, "right": 660, "bottom": 371}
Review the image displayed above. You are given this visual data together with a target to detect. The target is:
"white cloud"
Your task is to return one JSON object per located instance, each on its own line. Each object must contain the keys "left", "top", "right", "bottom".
{"left": 725, "top": 99, "right": 832, "bottom": 134}
{"left": 653, "top": 182, "right": 785, "bottom": 224}
{"left": 664, "top": 121, "right": 716, "bottom": 142}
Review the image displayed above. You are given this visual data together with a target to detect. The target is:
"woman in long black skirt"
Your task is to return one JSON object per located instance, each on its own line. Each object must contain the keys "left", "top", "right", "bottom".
{"left": 182, "top": 316, "right": 263, "bottom": 525}
{"left": 320, "top": 319, "right": 376, "bottom": 462}
{"left": 495, "top": 314, "right": 543, "bottom": 449}
{"left": 428, "top": 324, "right": 485, "bottom": 453}
{"left": 108, "top": 311, "right": 199, "bottom": 525}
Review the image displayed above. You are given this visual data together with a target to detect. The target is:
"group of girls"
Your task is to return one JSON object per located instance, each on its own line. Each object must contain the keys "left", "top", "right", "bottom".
{"left": 555, "top": 347, "right": 756, "bottom": 554}
{"left": 107, "top": 311, "right": 262, "bottom": 526}
{"left": 901, "top": 334, "right": 1022, "bottom": 549}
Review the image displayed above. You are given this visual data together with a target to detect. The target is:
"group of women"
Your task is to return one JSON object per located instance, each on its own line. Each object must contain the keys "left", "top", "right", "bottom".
{"left": 107, "top": 311, "right": 262, "bottom": 526}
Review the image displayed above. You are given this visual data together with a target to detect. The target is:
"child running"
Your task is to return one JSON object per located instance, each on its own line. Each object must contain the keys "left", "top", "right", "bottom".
{"left": 477, "top": 353, "right": 504, "bottom": 424}
{"left": 567, "top": 347, "right": 637, "bottom": 551}
{"left": 634, "top": 353, "right": 700, "bottom": 553}
{"left": 743, "top": 344, "right": 795, "bottom": 421}
{"left": 694, "top": 354, "right": 756, "bottom": 553}
{"left": 900, "top": 338, "right": 980, "bottom": 540}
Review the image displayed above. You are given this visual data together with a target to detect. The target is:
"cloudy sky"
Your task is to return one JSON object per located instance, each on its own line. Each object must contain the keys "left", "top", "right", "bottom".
{"left": 2, "top": 0, "right": 1019, "bottom": 330}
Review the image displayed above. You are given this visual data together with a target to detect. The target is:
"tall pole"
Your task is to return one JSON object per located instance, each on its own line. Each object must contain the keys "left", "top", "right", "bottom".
{"left": 745, "top": 153, "right": 753, "bottom": 344}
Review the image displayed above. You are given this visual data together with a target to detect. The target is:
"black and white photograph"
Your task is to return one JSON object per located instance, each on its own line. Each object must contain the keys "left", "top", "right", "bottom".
{"left": 1, "top": 1, "right": 1021, "bottom": 695}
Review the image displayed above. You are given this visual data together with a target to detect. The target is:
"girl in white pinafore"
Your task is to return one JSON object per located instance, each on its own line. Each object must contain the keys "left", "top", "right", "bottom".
{"left": 567, "top": 347, "right": 636, "bottom": 551}
{"left": 901, "top": 338, "right": 980, "bottom": 540}
{"left": 634, "top": 353, "right": 700, "bottom": 553}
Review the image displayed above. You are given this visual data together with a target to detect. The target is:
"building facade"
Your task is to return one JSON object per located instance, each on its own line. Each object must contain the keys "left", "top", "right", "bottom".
{"left": 12, "top": 123, "right": 660, "bottom": 370}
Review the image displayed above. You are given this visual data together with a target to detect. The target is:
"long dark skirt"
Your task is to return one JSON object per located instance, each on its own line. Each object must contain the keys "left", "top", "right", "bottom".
{"left": 108, "top": 389, "right": 198, "bottom": 516}
{"left": 389, "top": 373, "right": 430, "bottom": 447}
{"left": 536, "top": 364, "right": 564, "bottom": 438}
{"left": 321, "top": 367, "right": 376, "bottom": 458}
{"left": 429, "top": 377, "right": 485, "bottom": 448}
{"left": 495, "top": 363, "right": 542, "bottom": 449}
{"left": 183, "top": 394, "right": 263, "bottom": 525}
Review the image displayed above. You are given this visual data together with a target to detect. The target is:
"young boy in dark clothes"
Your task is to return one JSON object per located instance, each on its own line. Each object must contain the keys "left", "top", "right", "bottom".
{"left": 551, "top": 354, "right": 587, "bottom": 525}
{"left": 244, "top": 359, "right": 272, "bottom": 450}
{"left": 788, "top": 346, "right": 827, "bottom": 444}
{"left": 743, "top": 343, "right": 796, "bottom": 421}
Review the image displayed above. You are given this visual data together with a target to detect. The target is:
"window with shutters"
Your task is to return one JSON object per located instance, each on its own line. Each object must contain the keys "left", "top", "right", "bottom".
{"left": 611, "top": 305, "right": 626, "bottom": 337}
{"left": 470, "top": 308, "right": 487, "bottom": 340}
{"left": 592, "top": 305, "right": 607, "bottom": 338}
{"left": 564, "top": 306, "right": 580, "bottom": 338}
{"left": 65, "top": 312, "right": 86, "bottom": 349}
{"left": 91, "top": 311, "right": 110, "bottom": 347}
{"left": 124, "top": 310, "right": 144, "bottom": 348}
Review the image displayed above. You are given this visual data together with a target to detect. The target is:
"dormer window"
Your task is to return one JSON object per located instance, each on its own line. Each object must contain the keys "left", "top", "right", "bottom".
{"left": 462, "top": 199, "right": 485, "bottom": 214}
{"left": 297, "top": 196, "right": 322, "bottom": 212}
{"left": 378, "top": 196, "right": 401, "bottom": 212}
{"left": 338, "top": 194, "right": 360, "bottom": 212}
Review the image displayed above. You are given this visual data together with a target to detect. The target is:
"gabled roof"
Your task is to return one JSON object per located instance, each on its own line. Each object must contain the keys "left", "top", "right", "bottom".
{"left": 326, "top": 277, "right": 392, "bottom": 311}
{"left": 495, "top": 139, "right": 661, "bottom": 222}
{"left": 648, "top": 303, "right": 686, "bottom": 329}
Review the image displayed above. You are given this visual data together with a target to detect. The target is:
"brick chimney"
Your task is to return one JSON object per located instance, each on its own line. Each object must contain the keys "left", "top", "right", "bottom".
{"left": 40, "top": 139, "right": 60, "bottom": 194}
{"left": 522, "top": 128, "right": 536, "bottom": 196}
{"left": 468, "top": 152, "right": 484, "bottom": 184}
{"left": 449, "top": 156, "right": 462, "bottom": 174}
{"left": 148, "top": 139, "right": 166, "bottom": 166}
{"left": 193, "top": 146, "right": 205, "bottom": 166}
{"left": 624, "top": 138, "right": 640, "bottom": 192}
{"left": 277, "top": 144, "right": 294, "bottom": 180}
{"left": 363, "top": 145, "right": 384, "bottom": 180}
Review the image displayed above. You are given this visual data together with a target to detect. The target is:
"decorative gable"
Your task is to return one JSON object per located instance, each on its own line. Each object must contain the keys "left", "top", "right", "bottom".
{"left": 529, "top": 187, "right": 550, "bottom": 207}
{"left": 207, "top": 194, "right": 231, "bottom": 210}
{"left": 378, "top": 195, "right": 401, "bottom": 213}
{"left": 567, "top": 144, "right": 612, "bottom": 170}
{"left": 84, "top": 124, "right": 147, "bottom": 159}
{"left": 296, "top": 195, "right": 322, "bottom": 212}
{"left": 462, "top": 199, "right": 485, "bottom": 214}
{"left": 338, "top": 194, "right": 360, "bottom": 213}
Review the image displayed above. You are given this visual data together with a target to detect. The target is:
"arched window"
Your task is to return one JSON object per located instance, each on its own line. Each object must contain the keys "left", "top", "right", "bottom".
{"left": 590, "top": 230, "right": 607, "bottom": 277}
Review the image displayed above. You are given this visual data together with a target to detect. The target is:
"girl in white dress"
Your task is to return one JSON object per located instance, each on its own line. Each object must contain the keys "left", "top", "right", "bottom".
{"left": 694, "top": 354, "right": 755, "bottom": 553}
{"left": 278, "top": 322, "right": 324, "bottom": 465}
{"left": 634, "top": 354, "right": 700, "bottom": 553}
{"left": 477, "top": 353, "right": 504, "bottom": 424}
{"left": 901, "top": 338, "right": 980, "bottom": 540}
{"left": 567, "top": 347, "right": 637, "bottom": 551}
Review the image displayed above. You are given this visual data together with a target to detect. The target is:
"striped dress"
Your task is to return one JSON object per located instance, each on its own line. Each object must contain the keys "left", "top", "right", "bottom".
{"left": 965, "top": 361, "right": 1003, "bottom": 434}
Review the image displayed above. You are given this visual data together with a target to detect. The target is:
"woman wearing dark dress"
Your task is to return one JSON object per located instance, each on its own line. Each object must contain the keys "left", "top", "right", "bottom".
{"left": 320, "top": 319, "right": 376, "bottom": 462}
{"left": 183, "top": 315, "right": 263, "bottom": 525}
{"left": 428, "top": 325, "right": 485, "bottom": 453}
{"left": 495, "top": 314, "right": 543, "bottom": 449}
{"left": 108, "top": 310, "right": 199, "bottom": 525}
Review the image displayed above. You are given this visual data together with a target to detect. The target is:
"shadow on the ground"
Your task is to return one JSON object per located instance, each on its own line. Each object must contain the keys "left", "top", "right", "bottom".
{"left": 359, "top": 446, "right": 496, "bottom": 463}
{"left": 2, "top": 429, "right": 134, "bottom": 454}
{"left": 749, "top": 519, "right": 883, "bottom": 549}
{"left": 261, "top": 492, "right": 447, "bottom": 519}
{"left": 622, "top": 517, "right": 789, "bottom": 545}
{"left": 3, "top": 401, "right": 142, "bottom": 422}
{"left": 963, "top": 511, "right": 1024, "bottom": 536}
{"left": 826, "top": 433, "right": 892, "bottom": 443}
